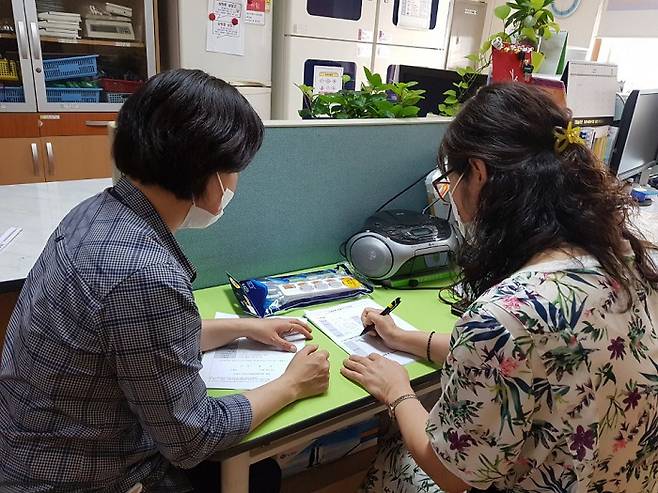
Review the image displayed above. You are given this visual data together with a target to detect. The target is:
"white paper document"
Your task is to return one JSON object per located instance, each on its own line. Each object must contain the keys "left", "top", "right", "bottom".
{"left": 200, "top": 312, "right": 306, "bottom": 390}
{"left": 313, "top": 66, "right": 344, "bottom": 95}
{"left": 398, "top": 0, "right": 431, "bottom": 30}
{"left": 0, "top": 227, "right": 22, "bottom": 253}
{"left": 304, "top": 299, "right": 419, "bottom": 365}
{"left": 207, "top": 0, "right": 246, "bottom": 55}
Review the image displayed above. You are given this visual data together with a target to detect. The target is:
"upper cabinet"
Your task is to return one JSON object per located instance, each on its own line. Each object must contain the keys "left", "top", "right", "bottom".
{"left": 1, "top": 0, "right": 156, "bottom": 113}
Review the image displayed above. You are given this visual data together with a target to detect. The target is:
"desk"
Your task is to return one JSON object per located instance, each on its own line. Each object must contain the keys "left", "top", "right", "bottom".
{"left": 0, "top": 178, "right": 112, "bottom": 292}
{"left": 193, "top": 283, "right": 456, "bottom": 493}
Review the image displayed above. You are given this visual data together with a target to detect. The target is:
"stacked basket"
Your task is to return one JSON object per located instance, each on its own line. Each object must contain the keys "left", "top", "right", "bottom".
{"left": 44, "top": 54, "right": 102, "bottom": 103}
{"left": 0, "top": 57, "right": 24, "bottom": 103}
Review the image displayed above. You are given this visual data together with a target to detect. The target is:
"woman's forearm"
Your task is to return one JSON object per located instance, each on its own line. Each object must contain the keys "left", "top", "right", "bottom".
{"left": 394, "top": 331, "right": 451, "bottom": 364}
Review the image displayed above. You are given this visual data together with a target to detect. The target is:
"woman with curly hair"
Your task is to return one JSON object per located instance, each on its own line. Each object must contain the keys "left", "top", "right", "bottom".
{"left": 342, "top": 83, "right": 658, "bottom": 493}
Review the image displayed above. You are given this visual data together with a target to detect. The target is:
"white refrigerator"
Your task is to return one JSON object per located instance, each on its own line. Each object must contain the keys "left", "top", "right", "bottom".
{"left": 160, "top": 0, "right": 273, "bottom": 120}
{"left": 272, "top": 0, "right": 453, "bottom": 120}
{"left": 272, "top": 0, "right": 376, "bottom": 120}
{"left": 373, "top": 0, "right": 452, "bottom": 84}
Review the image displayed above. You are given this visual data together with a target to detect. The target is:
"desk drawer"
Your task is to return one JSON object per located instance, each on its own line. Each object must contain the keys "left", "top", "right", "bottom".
{"left": 38, "top": 113, "right": 118, "bottom": 136}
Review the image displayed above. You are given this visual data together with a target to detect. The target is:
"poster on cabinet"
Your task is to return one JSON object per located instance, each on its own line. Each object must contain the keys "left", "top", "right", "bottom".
{"left": 207, "top": 0, "right": 246, "bottom": 55}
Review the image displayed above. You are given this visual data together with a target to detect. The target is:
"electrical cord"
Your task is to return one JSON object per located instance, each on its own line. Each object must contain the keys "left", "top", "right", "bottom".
{"left": 375, "top": 167, "right": 437, "bottom": 212}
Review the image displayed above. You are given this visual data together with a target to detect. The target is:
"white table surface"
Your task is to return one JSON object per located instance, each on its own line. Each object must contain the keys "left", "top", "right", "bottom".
{"left": 0, "top": 178, "right": 112, "bottom": 288}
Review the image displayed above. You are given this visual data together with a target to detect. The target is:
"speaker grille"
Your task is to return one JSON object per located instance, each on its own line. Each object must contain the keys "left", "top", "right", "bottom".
{"left": 349, "top": 236, "right": 393, "bottom": 279}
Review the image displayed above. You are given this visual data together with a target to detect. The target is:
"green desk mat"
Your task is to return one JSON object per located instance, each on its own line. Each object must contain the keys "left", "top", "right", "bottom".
{"left": 193, "top": 283, "right": 457, "bottom": 443}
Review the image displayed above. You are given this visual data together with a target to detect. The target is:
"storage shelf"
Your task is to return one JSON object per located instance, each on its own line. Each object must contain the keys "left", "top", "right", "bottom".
{"left": 0, "top": 33, "right": 17, "bottom": 40}
{"left": 40, "top": 36, "right": 145, "bottom": 48}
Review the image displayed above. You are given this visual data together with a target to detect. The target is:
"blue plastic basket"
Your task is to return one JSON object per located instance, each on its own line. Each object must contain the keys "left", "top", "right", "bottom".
{"left": 46, "top": 87, "right": 102, "bottom": 103}
{"left": 43, "top": 55, "right": 99, "bottom": 82}
{"left": 105, "top": 92, "right": 131, "bottom": 104}
{"left": 0, "top": 86, "right": 25, "bottom": 103}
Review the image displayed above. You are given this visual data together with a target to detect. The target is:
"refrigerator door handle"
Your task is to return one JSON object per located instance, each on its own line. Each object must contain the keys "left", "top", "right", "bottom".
{"left": 29, "top": 22, "right": 42, "bottom": 60}
{"left": 17, "top": 21, "right": 29, "bottom": 60}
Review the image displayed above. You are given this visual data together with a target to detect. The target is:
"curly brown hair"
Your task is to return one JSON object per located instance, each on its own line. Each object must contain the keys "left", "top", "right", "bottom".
{"left": 439, "top": 83, "right": 658, "bottom": 305}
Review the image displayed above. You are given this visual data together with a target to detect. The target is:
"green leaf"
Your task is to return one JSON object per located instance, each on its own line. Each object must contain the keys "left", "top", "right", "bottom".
{"left": 456, "top": 67, "right": 467, "bottom": 77}
{"left": 524, "top": 14, "right": 537, "bottom": 27}
{"left": 444, "top": 96, "right": 458, "bottom": 104}
{"left": 458, "top": 81, "right": 470, "bottom": 89}
{"left": 403, "top": 96, "right": 423, "bottom": 106}
{"left": 444, "top": 105, "right": 459, "bottom": 117}
{"left": 531, "top": 0, "right": 543, "bottom": 10}
{"left": 521, "top": 27, "right": 538, "bottom": 43}
{"left": 443, "top": 89, "right": 457, "bottom": 97}
{"left": 400, "top": 105, "right": 420, "bottom": 117}
{"left": 341, "top": 74, "right": 351, "bottom": 84}
{"left": 495, "top": 4, "right": 511, "bottom": 20}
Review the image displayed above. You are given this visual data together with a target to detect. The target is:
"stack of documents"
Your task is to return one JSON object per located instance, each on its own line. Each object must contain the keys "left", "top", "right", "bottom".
{"left": 38, "top": 12, "right": 82, "bottom": 39}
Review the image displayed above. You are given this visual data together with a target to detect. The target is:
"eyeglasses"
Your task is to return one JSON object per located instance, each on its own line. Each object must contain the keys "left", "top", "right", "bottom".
{"left": 432, "top": 170, "right": 451, "bottom": 203}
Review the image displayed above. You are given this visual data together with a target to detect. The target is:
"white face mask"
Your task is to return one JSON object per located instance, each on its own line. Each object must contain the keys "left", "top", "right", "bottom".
{"left": 180, "top": 173, "right": 235, "bottom": 229}
{"left": 448, "top": 173, "right": 474, "bottom": 240}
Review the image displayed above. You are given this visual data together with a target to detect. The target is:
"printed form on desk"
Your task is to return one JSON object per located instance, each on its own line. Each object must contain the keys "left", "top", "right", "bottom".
{"left": 200, "top": 312, "right": 305, "bottom": 390}
{"left": 304, "top": 299, "right": 419, "bottom": 365}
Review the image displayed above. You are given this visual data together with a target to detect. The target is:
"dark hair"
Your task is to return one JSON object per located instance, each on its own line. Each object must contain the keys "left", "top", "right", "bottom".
{"left": 113, "top": 69, "right": 264, "bottom": 200}
{"left": 439, "top": 82, "right": 658, "bottom": 304}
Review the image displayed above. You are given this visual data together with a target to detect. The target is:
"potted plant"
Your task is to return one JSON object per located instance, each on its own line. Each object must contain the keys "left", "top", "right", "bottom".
{"left": 439, "top": 0, "right": 560, "bottom": 117}
{"left": 297, "top": 67, "right": 425, "bottom": 119}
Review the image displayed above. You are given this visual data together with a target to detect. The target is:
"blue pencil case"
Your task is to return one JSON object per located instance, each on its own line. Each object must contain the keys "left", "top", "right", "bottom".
{"left": 228, "top": 265, "right": 373, "bottom": 318}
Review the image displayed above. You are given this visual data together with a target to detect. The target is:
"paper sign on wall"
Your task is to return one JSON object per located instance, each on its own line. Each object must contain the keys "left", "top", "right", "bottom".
{"left": 207, "top": 0, "right": 246, "bottom": 56}
{"left": 246, "top": 0, "right": 265, "bottom": 25}
{"left": 313, "top": 66, "right": 344, "bottom": 95}
{"left": 398, "top": 0, "right": 431, "bottom": 30}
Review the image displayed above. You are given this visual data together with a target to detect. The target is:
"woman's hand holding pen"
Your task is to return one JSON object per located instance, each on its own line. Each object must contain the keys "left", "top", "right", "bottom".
{"left": 360, "top": 308, "right": 408, "bottom": 352}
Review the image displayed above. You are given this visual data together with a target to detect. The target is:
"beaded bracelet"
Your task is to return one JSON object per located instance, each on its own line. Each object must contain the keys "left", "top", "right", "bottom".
{"left": 427, "top": 331, "right": 436, "bottom": 363}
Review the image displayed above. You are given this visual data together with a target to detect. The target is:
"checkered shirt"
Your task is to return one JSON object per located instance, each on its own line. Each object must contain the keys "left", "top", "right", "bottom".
{"left": 0, "top": 177, "right": 252, "bottom": 492}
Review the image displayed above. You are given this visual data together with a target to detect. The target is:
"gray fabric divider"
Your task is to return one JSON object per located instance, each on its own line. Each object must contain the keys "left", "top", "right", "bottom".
{"left": 176, "top": 121, "right": 449, "bottom": 289}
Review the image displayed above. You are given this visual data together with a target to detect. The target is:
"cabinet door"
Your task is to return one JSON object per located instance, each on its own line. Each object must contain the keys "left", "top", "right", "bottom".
{"left": 23, "top": 0, "right": 156, "bottom": 113}
{"left": 42, "top": 135, "right": 112, "bottom": 182}
{"left": 0, "top": 0, "right": 38, "bottom": 112}
{"left": 0, "top": 137, "right": 45, "bottom": 184}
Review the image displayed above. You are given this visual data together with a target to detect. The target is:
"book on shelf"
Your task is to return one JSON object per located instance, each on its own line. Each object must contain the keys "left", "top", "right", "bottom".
{"left": 38, "top": 29, "right": 81, "bottom": 39}
{"left": 38, "top": 21, "right": 82, "bottom": 31}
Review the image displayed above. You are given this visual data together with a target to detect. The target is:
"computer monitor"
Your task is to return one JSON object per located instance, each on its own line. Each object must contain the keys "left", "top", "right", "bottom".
{"left": 387, "top": 66, "right": 487, "bottom": 117}
{"left": 609, "top": 89, "right": 658, "bottom": 181}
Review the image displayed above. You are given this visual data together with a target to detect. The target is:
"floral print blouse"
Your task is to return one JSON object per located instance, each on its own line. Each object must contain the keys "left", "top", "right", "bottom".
{"left": 427, "top": 257, "right": 658, "bottom": 492}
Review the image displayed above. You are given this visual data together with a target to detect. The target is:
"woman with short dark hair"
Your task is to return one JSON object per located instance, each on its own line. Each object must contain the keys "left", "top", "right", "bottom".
{"left": 0, "top": 69, "right": 330, "bottom": 493}
{"left": 342, "top": 83, "right": 658, "bottom": 493}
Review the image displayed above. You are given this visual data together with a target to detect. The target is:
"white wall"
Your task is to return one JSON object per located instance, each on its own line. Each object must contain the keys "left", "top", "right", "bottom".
{"left": 481, "top": 0, "right": 603, "bottom": 49}
{"left": 598, "top": 0, "right": 658, "bottom": 38}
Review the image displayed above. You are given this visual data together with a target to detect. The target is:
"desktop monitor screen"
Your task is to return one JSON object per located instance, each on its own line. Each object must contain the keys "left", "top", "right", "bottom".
{"left": 387, "top": 66, "right": 487, "bottom": 117}
{"left": 609, "top": 90, "right": 658, "bottom": 180}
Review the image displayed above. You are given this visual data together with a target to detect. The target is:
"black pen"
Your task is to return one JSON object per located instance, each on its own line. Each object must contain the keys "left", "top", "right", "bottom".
{"left": 360, "top": 297, "right": 402, "bottom": 336}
